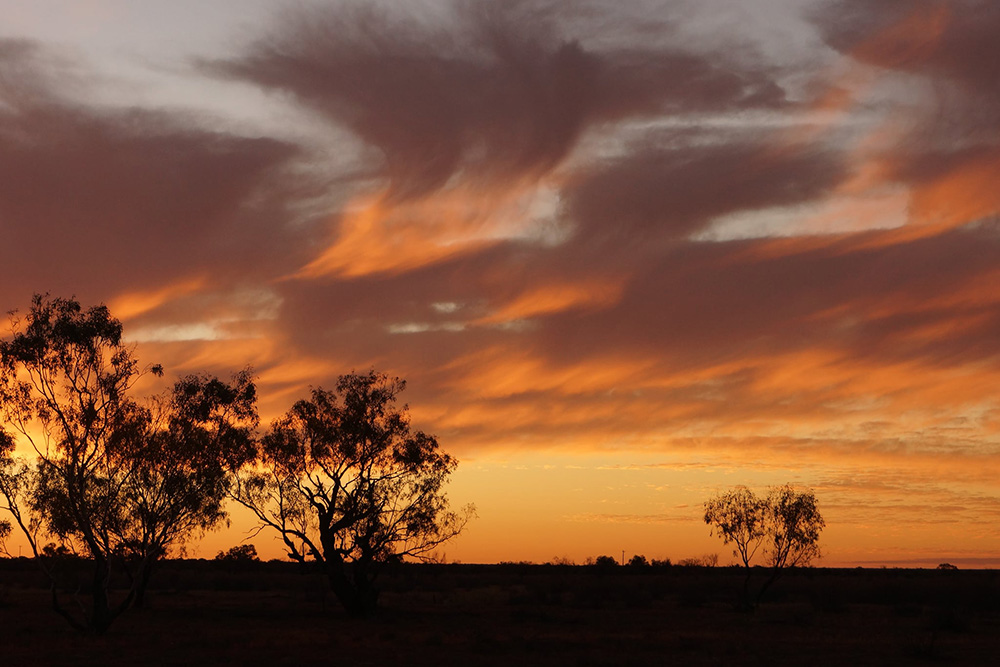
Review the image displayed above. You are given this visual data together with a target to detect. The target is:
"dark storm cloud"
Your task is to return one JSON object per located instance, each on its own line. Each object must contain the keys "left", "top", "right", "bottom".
{"left": 208, "top": 0, "right": 790, "bottom": 200}
{"left": 0, "top": 38, "right": 306, "bottom": 307}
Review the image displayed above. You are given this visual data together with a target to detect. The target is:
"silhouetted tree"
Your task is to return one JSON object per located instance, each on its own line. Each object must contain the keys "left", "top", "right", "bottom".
{"left": 232, "top": 370, "right": 473, "bottom": 617}
{"left": 627, "top": 554, "right": 649, "bottom": 567}
{"left": 593, "top": 555, "right": 619, "bottom": 568}
{"left": 0, "top": 295, "right": 257, "bottom": 629}
{"left": 704, "top": 484, "right": 823, "bottom": 609}
{"left": 40, "top": 542, "right": 74, "bottom": 558}
{"left": 677, "top": 554, "right": 718, "bottom": 566}
{"left": 0, "top": 295, "right": 160, "bottom": 633}
{"left": 119, "top": 370, "right": 258, "bottom": 608}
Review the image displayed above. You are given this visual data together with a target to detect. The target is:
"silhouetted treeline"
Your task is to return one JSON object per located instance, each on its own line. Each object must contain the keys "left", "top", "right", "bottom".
{"left": 0, "top": 295, "right": 471, "bottom": 632}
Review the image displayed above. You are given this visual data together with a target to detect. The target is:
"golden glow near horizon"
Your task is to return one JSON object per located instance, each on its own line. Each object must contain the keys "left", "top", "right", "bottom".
{"left": 2, "top": 0, "right": 1000, "bottom": 567}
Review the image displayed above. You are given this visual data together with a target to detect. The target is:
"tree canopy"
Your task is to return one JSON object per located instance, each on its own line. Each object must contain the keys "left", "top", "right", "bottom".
{"left": 704, "top": 484, "right": 824, "bottom": 608}
{"left": 232, "top": 370, "right": 473, "bottom": 616}
{"left": 0, "top": 295, "right": 258, "bottom": 632}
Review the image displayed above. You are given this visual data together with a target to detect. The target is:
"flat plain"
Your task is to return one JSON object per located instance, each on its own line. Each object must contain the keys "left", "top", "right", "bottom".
{"left": 1, "top": 560, "right": 997, "bottom": 665}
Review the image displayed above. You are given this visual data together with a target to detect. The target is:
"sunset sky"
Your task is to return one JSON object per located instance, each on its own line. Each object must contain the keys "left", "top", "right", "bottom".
{"left": 2, "top": 0, "right": 999, "bottom": 567}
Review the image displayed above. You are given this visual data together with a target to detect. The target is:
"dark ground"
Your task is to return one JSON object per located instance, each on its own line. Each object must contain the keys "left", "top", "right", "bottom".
{"left": 1, "top": 559, "right": 997, "bottom": 666}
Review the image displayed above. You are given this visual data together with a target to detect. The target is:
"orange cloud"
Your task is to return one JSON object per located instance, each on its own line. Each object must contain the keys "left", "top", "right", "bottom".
{"left": 476, "top": 280, "right": 625, "bottom": 325}
{"left": 909, "top": 153, "right": 1000, "bottom": 227}
{"left": 295, "top": 193, "right": 490, "bottom": 279}
{"left": 109, "top": 277, "right": 207, "bottom": 321}
{"left": 850, "top": 3, "right": 951, "bottom": 70}
{"left": 295, "top": 181, "right": 559, "bottom": 279}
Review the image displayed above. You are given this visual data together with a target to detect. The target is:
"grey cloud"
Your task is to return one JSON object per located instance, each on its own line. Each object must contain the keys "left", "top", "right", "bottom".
{"left": 815, "top": 0, "right": 1000, "bottom": 150}
{"left": 563, "top": 137, "right": 844, "bottom": 244}
{"left": 534, "top": 224, "right": 1000, "bottom": 370}
{"left": 208, "top": 0, "right": 790, "bottom": 200}
{"left": 0, "top": 39, "right": 307, "bottom": 308}
{"left": 269, "top": 218, "right": 1000, "bottom": 408}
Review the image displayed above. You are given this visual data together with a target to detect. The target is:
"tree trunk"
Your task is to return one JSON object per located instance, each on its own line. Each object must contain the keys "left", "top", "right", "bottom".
{"left": 320, "top": 531, "right": 377, "bottom": 617}
{"left": 352, "top": 562, "right": 379, "bottom": 616}
{"left": 132, "top": 556, "right": 157, "bottom": 610}
{"left": 737, "top": 567, "right": 755, "bottom": 612}
{"left": 324, "top": 557, "right": 367, "bottom": 616}
{"left": 90, "top": 557, "right": 114, "bottom": 635}
{"left": 754, "top": 566, "right": 783, "bottom": 607}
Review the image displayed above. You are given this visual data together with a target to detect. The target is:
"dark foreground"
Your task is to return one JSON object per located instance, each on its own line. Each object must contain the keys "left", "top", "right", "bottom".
{"left": 1, "top": 560, "right": 998, "bottom": 666}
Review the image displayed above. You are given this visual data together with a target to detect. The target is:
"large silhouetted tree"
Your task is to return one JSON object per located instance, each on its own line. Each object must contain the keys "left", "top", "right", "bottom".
{"left": 704, "top": 484, "right": 823, "bottom": 609}
{"left": 0, "top": 295, "right": 258, "bottom": 631}
{"left": 232, "top": 370, "right": 473, "bottom": 617}
{"left": 0, "top": 295, "right": 157, "bottom": 633}
{"left": 118, "top": 370, "right": 258, "bottom": 608}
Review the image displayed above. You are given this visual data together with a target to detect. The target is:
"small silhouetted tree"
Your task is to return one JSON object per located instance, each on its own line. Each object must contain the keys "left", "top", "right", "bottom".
{"left": 215, "top": 544, "right": 260, "bottom": 563}
{"left": 704, "top": 484, "right": 823, "bottom": 609}
{"left": 593, "top": 555, "right": 619, "bottom": 568}
{"left": 627, "top": 554, "right": 649, "bottom": 567}
{"left": 232, "top": 371, "right": 473, "bottom": 617}
{"left": 40, "top": 542, "right": 76, "bottom": 559}
{"left": 215, "top": 543, "right": 259, "bottom": 562}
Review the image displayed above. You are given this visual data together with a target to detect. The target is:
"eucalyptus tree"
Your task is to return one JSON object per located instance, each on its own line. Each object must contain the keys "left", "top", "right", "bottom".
{"left": 704, "top": 484, "right": 824, "bottom": 609}
{"left": 118, "top": 369, "right": 258, "bottom": 608}
{"left": 0, "top": 295, "right": 258, "bottom": 631}
{"left": 0, "top": 295, "right": 157, "bottom": 633}
{"left": 232, "top": 370, "right": 474, "bottom": 617}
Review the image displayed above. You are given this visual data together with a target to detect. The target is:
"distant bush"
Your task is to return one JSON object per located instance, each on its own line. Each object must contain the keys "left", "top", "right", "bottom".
{"left": 214, "top": 544, "right": 259, "bottom": 563}
{"left": 678, "top": 554, "right": 718, "bottom": 567}
{"left": 40, "top": 543, "right": 79, "bottom": 560}
{"left": 627, "top": 555, "right": 649, "bottom": 568}
{"left": 593, "top": 555, "right": 619, "bottom": 568}
{"left": 936, "top": 563, "right": 958, "bottom": 570}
